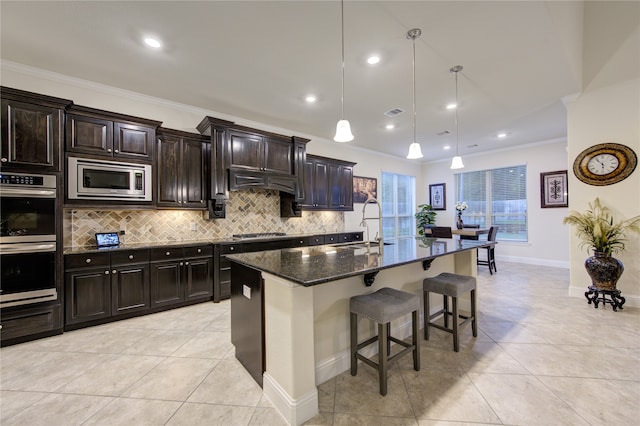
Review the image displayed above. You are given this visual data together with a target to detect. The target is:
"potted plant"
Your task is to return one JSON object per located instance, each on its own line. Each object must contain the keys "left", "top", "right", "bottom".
{"left": 563, "top": 197, "right": 640, "bottom": 290}
{"left": 415, "top": 204, "right": 437, "bottom": 236}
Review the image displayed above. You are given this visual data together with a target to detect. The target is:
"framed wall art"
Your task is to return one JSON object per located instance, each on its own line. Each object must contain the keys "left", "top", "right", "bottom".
{"left": 540, "top": 170, "right": 568, "bottom": 208}
{"left": 429, "top": 183, "right": 446, "bottom": 210}
{"left": 353, "top": 176, "right": 378, "bottom": 203}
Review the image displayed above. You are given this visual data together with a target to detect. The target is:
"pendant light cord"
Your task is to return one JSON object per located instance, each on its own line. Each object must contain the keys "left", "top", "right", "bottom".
{"left": 412, "top": 34, "right": 416, "bottom": 144}
{"left": 454, "top": 70, "right": 459, "bottom": 156}
{"left": 340, "top": 0, "right": 345, "bottom": 120}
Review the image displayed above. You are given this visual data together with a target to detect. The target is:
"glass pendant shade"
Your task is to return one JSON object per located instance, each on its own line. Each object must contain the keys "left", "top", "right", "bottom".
{"left": 334, "top": 119, "right": 354, "bottom": 142}
{"left": 406, "top": 142, "right": 424, "bottom": 159}
{"left": 450, "top": 155, "right": 464, "bottom": 169}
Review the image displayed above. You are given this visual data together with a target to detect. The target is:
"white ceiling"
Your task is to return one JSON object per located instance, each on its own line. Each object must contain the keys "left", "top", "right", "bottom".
{"left": 0, "top": 1, "right": 584, "bottom": 161}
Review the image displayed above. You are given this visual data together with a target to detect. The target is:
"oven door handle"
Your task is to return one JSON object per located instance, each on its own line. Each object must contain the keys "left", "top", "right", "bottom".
{"left": 0, "top": 243, "right": 56, "bottom": 253}
{"left": 0, "top": 188, "right": 56, "bottom": 198}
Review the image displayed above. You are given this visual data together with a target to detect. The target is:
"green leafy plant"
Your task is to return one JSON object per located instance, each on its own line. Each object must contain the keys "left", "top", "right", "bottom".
{"left": 563, "top": 197, "right": 640, "bottom": 256}
{"left": 415, "top": 204, "right": 437, "bottom": 236}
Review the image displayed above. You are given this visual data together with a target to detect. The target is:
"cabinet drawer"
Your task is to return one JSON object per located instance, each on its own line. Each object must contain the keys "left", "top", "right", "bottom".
{"left": 184, "top": 245, "right": 212, "bottom": 258}
{"left": 220, "top": 244, "right": 242, "bottom": 255}
{"left": 150, "top": 247, "right": 183, "bottom": 261}
{"left": 340, "top": 232, "right": 363, "bottom": 243}
{"left": 324, "top": 234, "right": 340, "bottom": 244}
{"left": 111, "top": 249, "right": 150, "bottom": 265}
{"left": 0, "top": 304, "right": 62, "bottom": 342}
{"left": 308, "top": 235, "right": 325, "bottom": 246}
{"left": 291, "top": 237, "right": 308, "bottom": 247}
{"left": 243, "top": 240, "right": 292, "bottom": 252}
{"left": 65, "top": 253, "right": 110, "bottom": 269}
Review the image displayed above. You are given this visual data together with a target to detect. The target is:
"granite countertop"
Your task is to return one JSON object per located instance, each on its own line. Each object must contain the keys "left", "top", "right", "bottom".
{"left": 226, "top": 237, "right": 495, "bottom": 286}
{"left": 62, "top": 231, "right": 358, "bottom": 255}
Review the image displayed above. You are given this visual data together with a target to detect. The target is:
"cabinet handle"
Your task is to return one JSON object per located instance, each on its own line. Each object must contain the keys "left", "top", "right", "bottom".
{"left": 197, "top": 248, "right": 202, "bottom": 253}
{"left": 105, "top": 270, "right": 110, "bottom": 275}
{"left": 1, "top": 158, "right": 7, "bottom": 163}
{"left": 107, "top": 148, "right": 112, "bottom": 153}
{"left": 166, "top": 251, "right": 171, "bottom": 256}
{"left": 300, "top": 240, "right": 304, "bottom": 244}
{"left": 85, "top": 258, "right": 92, "bottom": 263}
{"left": 180, "top": 262, "right": 184, "bottom": 266}
{"left": 112, "top": 269, "right": 117, "bottom": 274}
{"left": 200, "top": 200, "right": 203, "bottom": 203}
{"left": 129, "top": 254, "right": 134, "bottom": 260}
{"left": 114, "top": 149, "right": 119, "bottom": 153}
{"left": 230, "top": 247, "right": 234, "bottom": 251}
{"left": 185, "top": 261, "right": 189, "bottom": 265}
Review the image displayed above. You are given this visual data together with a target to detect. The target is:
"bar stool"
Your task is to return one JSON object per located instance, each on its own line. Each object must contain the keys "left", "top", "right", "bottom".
{"left": 350, "top": 287, "right": 420, "bottom": 396}
{"left": 423, "top": 273, "right": 477, "bottom": 352}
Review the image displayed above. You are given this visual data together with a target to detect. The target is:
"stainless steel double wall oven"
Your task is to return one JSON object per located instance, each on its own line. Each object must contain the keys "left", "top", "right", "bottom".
{"left": 0, "top": 172, "right": 58, "bottom": 307}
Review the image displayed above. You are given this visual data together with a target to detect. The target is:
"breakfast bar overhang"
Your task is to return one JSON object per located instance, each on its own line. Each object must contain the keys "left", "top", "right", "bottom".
{"left": 227, "top": 237, "right": 493, "bottom": 425}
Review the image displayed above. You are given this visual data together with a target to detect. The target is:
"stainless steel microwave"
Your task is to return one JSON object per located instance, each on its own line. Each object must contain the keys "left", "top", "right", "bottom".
{"left": 68, "top": 157, "right": 152, "bottom": 201}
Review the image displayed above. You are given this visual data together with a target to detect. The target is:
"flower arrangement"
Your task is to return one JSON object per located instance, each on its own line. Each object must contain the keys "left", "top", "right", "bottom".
{"left": 455, "top": 201, "right": 468, "bottom": 213}
{"left": 563, "top": 197, "right": 640, "bottom": 256}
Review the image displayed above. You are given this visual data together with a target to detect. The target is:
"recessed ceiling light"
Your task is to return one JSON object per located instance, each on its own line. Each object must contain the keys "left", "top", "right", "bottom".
{"left": 305, "top": 95, "right": 317, "bottom": 103}
{"left": 443, "top": 145, "right": 451, "bottom": 150}
{"left": 144, "top": 37, "right": 162, "bottom": 48}
{"left": 497, "top": 132, "right": 507, "bottom": 138}
{"left": 367, "top": 56, "right": 380, "bottom": 65}
{"left": 446, "top": 103, "right": 457, "bottom": 110}
{"left": 385, "top": 124, "right": 395, "bottom": 130}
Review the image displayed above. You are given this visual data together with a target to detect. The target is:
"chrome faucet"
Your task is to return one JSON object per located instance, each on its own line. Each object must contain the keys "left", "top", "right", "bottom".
{"left": 361, "top": 198, "right": 384, "bottom": 252}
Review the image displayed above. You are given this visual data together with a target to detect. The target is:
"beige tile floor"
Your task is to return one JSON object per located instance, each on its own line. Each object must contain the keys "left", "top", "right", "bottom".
{"left": 1, "top": 261, "right": 639, "bottom": 425}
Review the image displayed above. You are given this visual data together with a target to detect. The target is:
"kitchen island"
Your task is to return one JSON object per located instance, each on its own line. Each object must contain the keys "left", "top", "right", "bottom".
{"left": 227, "top": 237, "right": 493, "bottom": 425}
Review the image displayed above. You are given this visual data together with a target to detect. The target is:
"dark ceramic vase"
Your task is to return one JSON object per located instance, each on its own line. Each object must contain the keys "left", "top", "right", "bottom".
{"left": 585, "top": 251, "right": 624, "bottom": 291}
{"left": 456, "top": 213, "right": 463, "bottom": 230}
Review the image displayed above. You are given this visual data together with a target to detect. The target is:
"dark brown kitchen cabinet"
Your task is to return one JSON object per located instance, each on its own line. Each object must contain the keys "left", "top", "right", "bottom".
{"left": 65, "top": 264, "right": 111, "bottom": 326}
{"left": 150, "top": 245, "right": 213, "bottom": 308}
{"left": 302, "top": 156, "right": 329, "bottom": 209}
{"left": 328, "top": 161, "right": 354, "bottom": 210}
{"left": 156, "top": 129, "right": 208, "bottom": 209}
{"left": 228, "top": 129, "right": 292, "bottom": 175}
{"left": 65, "top": 250, "right": 150, "bottom": 327}
{"left": 66, "top": 105, "right": 161, "bottom": 163}
{"left": 0, "top": 87, "right": 71, "bottom": 172}
{"left": 0, "top": 304, "right": 63, "bottom": 346}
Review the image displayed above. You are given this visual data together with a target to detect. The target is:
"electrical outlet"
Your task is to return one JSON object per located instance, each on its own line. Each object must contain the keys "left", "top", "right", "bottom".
{"left": 119, "top": 230, "right": 125, "bottom": 235}
{"left": 190, "top": 222, "right": 197, "bottom": 231}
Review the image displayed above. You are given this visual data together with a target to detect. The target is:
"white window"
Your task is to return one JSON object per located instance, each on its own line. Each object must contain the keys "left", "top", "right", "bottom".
{"left": 381, "top": 172, "right": 416, "bottom": 240}
{"left": 455, "top": 165, "right": 527, "bottom": 241}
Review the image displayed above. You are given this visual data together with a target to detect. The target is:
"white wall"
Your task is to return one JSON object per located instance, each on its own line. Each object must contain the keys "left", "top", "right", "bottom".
{"left": 422, "top": 140, "right": 570, "bottom": 268}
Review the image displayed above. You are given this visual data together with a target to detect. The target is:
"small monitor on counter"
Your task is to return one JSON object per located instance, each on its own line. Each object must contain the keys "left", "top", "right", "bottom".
{"left": 95, "top": 232, "right": 120, "bottom": 248}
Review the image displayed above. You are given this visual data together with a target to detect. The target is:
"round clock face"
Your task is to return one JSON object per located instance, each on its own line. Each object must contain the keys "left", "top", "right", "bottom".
{"left": 573, "top": 143, "right": 637, "bottom": 186}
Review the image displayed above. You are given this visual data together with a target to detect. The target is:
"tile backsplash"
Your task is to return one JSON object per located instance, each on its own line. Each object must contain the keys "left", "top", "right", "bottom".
{"left": 65, "top": 189, "right": 345, "bottom": 247}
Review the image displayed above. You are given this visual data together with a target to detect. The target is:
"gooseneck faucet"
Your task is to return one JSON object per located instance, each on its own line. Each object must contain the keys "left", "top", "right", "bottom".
{"left": 360, "top": 198, "right": 384, "bottom": 252}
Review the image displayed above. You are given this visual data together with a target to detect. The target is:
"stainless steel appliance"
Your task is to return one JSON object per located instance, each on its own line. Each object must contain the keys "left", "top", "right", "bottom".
{"left": 67, "top": 157, "right": 152, "bottom": 201}
{"left": 0, "top": 172, "right": 58, "bottom": 307}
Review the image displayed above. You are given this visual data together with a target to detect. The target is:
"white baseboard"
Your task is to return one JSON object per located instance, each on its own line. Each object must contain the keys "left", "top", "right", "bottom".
{"left": 569, "top": 286, "right": 640, "bottom": 308}
{"left": 262, "top": 372, "right": 318, "bottom": 426}
{"left": 497, "top": 255, "right": 570, "bottom": 269}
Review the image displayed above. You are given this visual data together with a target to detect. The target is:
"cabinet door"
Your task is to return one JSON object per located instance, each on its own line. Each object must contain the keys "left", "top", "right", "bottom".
{"left": 185, "top": 257, "right": 212, "bottom": 301}
{"left": 263, "top": 137, "right": 292, "bottom": 174}
{"left": 114, "top": 122, "right": 154, "bottom": 161}
{"left": 228, "top": 130, "right": 262, "bottom": 170}
{"left": 66, "top": 114, "right": 113, "bottom": 156}
{"left": 156, "top": 135, "right": 182, "bottom": 207}
{"left": 313, "top": 161, "right": 329, "bottom": 209}
{"left": 328, "top": 164, "right": 353, "bottom": 210}
{"left": 340, "top": 165, "right": 353, "bottom": 210}
{"left": 182, "top": 139, "right": 207, "bottom": 208}
{"left": 65, "top": 268, "right": 111, "bottom": 325}
{"left": 149, "top": 261, "right": 184, "bottom": 308}
{"left": 1, "top": 99, "right": 63, "bottom": 171}
{"left": 111, "top": 263, "right": 150, "bottom": 316}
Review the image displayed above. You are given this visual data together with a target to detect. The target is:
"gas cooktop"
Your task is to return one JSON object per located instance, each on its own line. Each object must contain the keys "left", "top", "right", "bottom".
{"left": 232, "top": 232, "right": 287, "bottom": 240}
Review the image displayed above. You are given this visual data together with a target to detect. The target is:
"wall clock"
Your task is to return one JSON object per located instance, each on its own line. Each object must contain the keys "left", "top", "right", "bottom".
{"left": 573, "top": 143, "right": 637, "bottom": 186}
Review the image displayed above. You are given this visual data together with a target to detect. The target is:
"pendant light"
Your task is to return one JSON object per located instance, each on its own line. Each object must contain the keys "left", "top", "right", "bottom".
{"left": 406, "top": 28, "right": 423, "bottom": 159}
{"left": 334, "top": 0, "right": 354, "bottom": 142}
{"left": 450, "top": 65, "right": 464, "bottom": 169}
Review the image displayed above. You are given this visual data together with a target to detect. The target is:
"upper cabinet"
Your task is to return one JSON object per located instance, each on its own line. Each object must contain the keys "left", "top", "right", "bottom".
{"left": 228, "top": 129, "right": 292, "bottom": 175}
{"left": 1, "top": 87, "right": 72, "bottom": 172}
{"left": 156, "top": 128, "right": 209, "bottom": 210}
{"left": 302, "top": 155, "right": 355, "bottom": 211}
{"left": 66, "top": 105, "right": 161, "bottom": 163}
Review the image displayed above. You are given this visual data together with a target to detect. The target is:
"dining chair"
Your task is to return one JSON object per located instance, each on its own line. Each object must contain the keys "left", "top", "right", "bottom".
{"left": 477, "top": 226, "right": 499, "bottom": 274}
{"left": 430, "top": 226, "right": 453, "bottom": 238}
{"left": 460, "top": 224, "right": 480, "bottom": 241}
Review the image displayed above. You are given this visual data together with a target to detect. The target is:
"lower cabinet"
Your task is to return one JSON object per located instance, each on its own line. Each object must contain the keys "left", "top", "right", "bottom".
{"left": 150, "top": 245, "right": 213, "bottom": 308}
{"left": 65, "top": 245, "right": 212, "bottom": 328}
